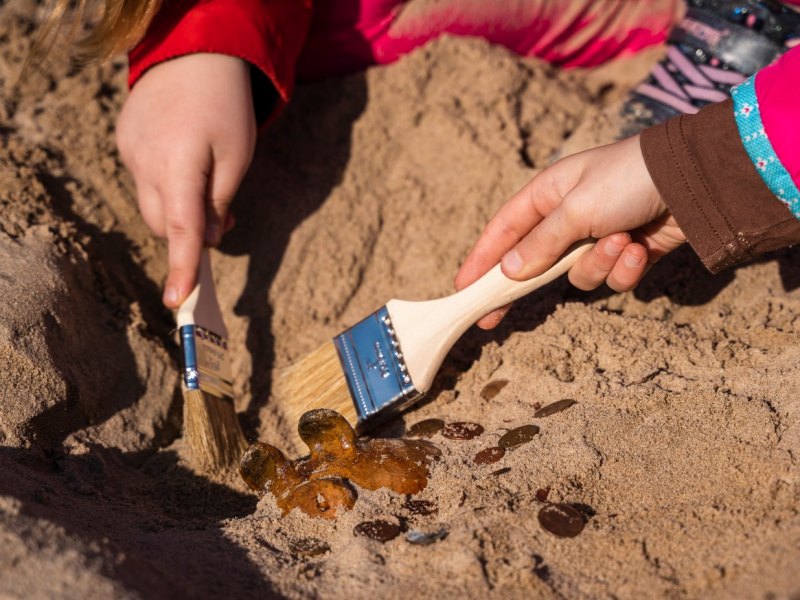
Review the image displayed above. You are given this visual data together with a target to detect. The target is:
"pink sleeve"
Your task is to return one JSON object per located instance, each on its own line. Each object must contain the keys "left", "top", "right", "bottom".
{"left": 754, "top": 47, "right": 800, "bottom": 190}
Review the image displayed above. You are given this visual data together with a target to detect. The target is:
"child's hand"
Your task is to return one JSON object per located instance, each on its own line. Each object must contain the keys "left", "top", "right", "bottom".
{"left": 455, "top": 135, "right": 687, "bottom": 329}
{"left": 116, "top": 53, "right": 257, "bottom": 308}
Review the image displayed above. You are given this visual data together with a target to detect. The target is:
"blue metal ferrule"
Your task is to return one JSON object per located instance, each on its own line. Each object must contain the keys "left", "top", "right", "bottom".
{"left": 333, "top": 306, "right": 420, "bottom": 424}
{"left": 179, "top": 324, "right": 200, "bottom": 391}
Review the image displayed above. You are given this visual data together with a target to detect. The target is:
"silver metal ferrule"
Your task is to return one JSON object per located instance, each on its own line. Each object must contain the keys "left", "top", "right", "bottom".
{"left": 333, "top": 306, "right": 421, "bottom": 426}
{"left": 179, "top": 324, "right": 234, "bottom": 400}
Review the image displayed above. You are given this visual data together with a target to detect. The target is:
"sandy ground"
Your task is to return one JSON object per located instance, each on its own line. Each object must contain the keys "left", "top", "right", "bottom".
{"left": 1, "top": 2, "right": 799, "bottom": 598}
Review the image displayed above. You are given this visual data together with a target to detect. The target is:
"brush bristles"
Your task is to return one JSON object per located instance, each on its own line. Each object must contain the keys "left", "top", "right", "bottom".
{"left": 275, "top": 342, "right": 358, "bottom": 434}
{"left": 183, "top": 389, "right": 248, "bottom": 472}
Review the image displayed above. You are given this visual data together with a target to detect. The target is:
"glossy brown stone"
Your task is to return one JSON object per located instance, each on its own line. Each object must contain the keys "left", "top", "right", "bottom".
{"left": 535, "top": 487, "right": 551, "bottom": 502}
{"left": 480, "top": 380, "right": 509, "bottom": 400}
{"left": 240, "top": 409, "right": 441, "bottom": 519}
{"left": 534, "top": 399, "right": 577, "bottom": 418}
{"left": 473, "top": 446, "right": 505, "bottom": 465}
{"left": 354, "top": 520, "right": 401, "bottom": 542}
{"left": 404, "top": 498, "right": 438, "bottom": 516}
{"left": 406, "top": 418, "right": 445, "bottom": 439}
{"left": 289, "top": 538, "right": 331, "bottom": 558}
{"left": 498, "top": 425, "right": 539, "bottom": 449}
{"left": 442, "top": 422, "right": 484, "bottom": 440}
{"left": 538, "top": 503, "right": 585, "bottom": 538}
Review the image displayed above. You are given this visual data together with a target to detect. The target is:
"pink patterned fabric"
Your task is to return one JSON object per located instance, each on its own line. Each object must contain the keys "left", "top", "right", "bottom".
{"left": 754, "top": 47, "right": 800, "bottom": 191}
{"left": 297, "top": 0, "right": 684, "bottom": 80}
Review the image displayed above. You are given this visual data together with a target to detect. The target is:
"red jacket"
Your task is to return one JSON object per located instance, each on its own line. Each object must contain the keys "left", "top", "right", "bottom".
{"left": 128, "top": 0, "right": 312, "bottom": 113}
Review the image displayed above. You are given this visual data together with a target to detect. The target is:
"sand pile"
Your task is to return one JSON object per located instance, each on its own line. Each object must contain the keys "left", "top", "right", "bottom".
{"left": 1, "top": 1, "right": 799, "bottom": 597}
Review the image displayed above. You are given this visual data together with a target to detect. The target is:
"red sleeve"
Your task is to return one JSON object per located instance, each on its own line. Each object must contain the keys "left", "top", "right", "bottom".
{"left": 128, "top": 0, "right": 312, "bottom": 108}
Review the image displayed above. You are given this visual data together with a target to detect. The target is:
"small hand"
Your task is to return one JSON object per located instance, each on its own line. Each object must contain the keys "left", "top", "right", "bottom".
{"left": 116, "top": 53, "right": 257, "bottom": 307}
{"left": 455, "top": 135, "right": 687, "bottom": 329}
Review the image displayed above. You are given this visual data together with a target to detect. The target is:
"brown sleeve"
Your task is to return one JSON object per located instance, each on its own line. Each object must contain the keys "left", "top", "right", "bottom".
{"left": 640, "top": 99, "right": 800, "bottom": 273}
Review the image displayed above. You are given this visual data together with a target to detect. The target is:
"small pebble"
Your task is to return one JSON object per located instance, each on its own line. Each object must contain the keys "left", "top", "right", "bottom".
{"left": 538, "top": 503, "right": 585, "bottom": 538}
{"left": 354, "top": 520, "right": 401, "bottom": 542}
{"left": 498, "top": 425, "right": 539, "bottom": 449}
{"left": 290, "top": 538, "right": 330, "bottom": 558}
{"left": 406, "top": 528, "right": 448, "bottom": 546}
{"left": 491, "top": 467, "right": 511, "bottom": 476}
{"left": 442, "top": 422, "right": 484, "bottom": 440}
{"left": 534, "top": 399, "right": 577, "bottom": 418}
{"left": 404, "top": 498, "right": 438, "bottom": 516}
{"left": 302, "top": 564, "right": 322, "bottom": 579}
{"left": 473, "top": 446, "right": 505, "bottom": 465}
{"left": 407, "top": 418, "right": 445, "bottom": 438}
{"left": 480, "top": 380, "right": 509, "bottom": 400}
{"left": 535, "top": 487, "right": 551, "bottom": 502}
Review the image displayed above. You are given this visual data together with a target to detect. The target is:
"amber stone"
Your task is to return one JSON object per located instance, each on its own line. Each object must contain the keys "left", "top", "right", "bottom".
{"left": 240, "top": 409, "right": 440, "bottom": 519}
{"left": 407, "top": 419, "right": 445, "bottom": 439}
{"left": 537, "top": 503, "right": 585, "bottom": 537}
{"left": 535, "top": 487, "right": 551, "bottom": 502}
{"left": 442, "top": 422, "right": 484, "bottom": 440}
{"left": 354, "top": 520, "right": 401, "bottom": 542}
{"left": 473, "top": 446, "right": 505, "bottom": 465}
{"left": 498, "top": 425, "right": 539, "bottom": 449}
{"left": 534, "top": 399, "right": 577, "bottom": 418}
{"left": 480, "top": 380, "right": 509, "bottom": 400}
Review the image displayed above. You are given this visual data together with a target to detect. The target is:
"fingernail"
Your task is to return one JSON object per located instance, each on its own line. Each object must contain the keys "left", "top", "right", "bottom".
{"left": 624, "top": 253, "right": 644, "bottom": 268}
{"left": 204, "top": 224, "right": 219, "bottom": 245}
{"left": 164, "top": 285, "right": 179, "bottom": 306}
{"left": 605, "top": 238, "right": 625, "bottom": 257}
{"left": 502, "top": 249, "right": 523, "bottom": 275}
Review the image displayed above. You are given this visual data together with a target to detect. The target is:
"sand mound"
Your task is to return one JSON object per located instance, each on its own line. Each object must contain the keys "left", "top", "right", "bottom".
{"left": 1, "top": 2, "right": 799, "bottom": 598}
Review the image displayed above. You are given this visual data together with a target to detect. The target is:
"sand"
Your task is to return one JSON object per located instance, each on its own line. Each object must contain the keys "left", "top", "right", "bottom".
{"left": 1, "top": 1, "right": 799, "bottom": 598}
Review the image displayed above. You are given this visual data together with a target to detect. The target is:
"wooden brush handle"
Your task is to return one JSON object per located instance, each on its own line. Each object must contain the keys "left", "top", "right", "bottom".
{"left": 386, "top": 240, "right": 594, "bottom": 393}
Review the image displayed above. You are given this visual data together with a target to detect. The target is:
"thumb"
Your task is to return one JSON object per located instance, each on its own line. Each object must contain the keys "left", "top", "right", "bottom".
{"left": 500, "top": 199, "right": 586, "bottom": 281}
{"left": 161, "top": 175, "right": 207, "bottom": 308}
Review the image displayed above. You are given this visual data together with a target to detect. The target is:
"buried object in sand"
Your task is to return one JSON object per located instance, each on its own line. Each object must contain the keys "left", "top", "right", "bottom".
{"left": 498, "top": 424, "right": 540, "bottom": 449}
{"left": 538, "top": 503, "right": 585, "bottom": 538}
{"left": 480, "top": 379, "right": 509, "bottom": 400}
{"left": 239, "top": 409, "right": 440, "bottom": 519}
{"left": 534, "top": 398, "right": 577, "bottom": 418}
{"left": 442, "top": 421, "right": 484, "bottom": 440}
{"left": 406, "top": 418, "right": 445, "bottom": 438}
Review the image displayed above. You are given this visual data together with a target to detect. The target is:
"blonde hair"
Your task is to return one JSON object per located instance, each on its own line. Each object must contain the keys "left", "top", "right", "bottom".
{"left": 28, "top": 0, "right": 162, "bottom": 69}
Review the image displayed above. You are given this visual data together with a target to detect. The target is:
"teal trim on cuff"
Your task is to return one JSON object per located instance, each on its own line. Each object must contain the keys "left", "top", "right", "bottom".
{"left": 732, "top": 76, "right": 800, "bottom": 219}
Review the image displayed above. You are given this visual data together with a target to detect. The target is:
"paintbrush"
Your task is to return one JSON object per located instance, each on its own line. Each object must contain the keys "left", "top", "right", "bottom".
{"left": 277, "top": 240, "right": 594, "bottom": 441}
{"left": 177, "top": 248, "right": 247, "bottom": 471}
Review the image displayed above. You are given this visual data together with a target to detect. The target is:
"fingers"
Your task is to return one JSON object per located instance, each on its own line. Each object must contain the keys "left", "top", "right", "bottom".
{"left": 161, "top": 171, "right": 208, "bottom": 308}
{"left": 606, "top": 243, "right": 648, "bottom": 292}
{"left": 204, "top": 193, "right": 232, "bottom": 247}
{"left": 476, "top": 304, "right": 511, "bottom": 330}
{"left": 204, "top": 142, "right": 252, "bottom": 247}
{"left": 568, "top": 233, "right": 630, "bottom": 290}
{"left": 568, "top": 233, "right": 649, "bottom": 292}
{"left": 135, "top": 180, "right": 166, "bottom": 238}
